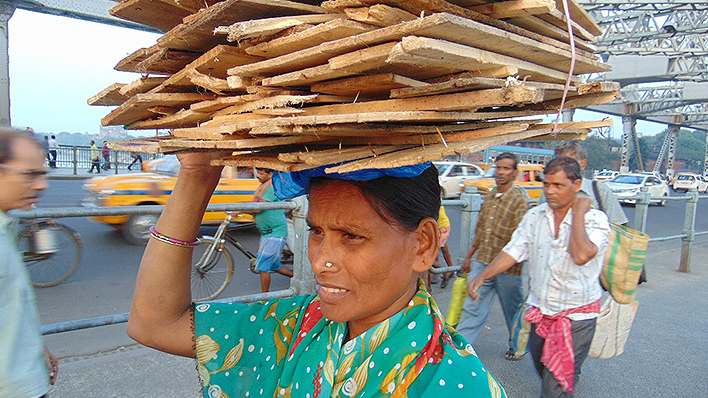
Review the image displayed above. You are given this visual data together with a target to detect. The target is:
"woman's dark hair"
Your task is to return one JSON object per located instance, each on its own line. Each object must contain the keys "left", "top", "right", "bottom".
{"left": 545, "top": 156, "right": 582, "bottom": 181}
{"left": 308, "top": 164, "right": 441, "bottom": 232}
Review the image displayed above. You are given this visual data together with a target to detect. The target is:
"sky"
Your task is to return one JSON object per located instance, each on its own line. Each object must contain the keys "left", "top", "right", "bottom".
{"left": 7, "top": 9, "right": 668, "bottom": 138}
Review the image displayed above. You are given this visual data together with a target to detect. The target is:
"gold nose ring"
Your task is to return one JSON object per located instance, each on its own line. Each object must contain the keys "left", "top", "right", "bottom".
{"left": 325, "top": 262, "right": 333, "bottom": 268}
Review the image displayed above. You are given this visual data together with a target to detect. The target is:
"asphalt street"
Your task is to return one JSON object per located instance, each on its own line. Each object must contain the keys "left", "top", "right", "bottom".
{"left": 29, "top": 177, "right": 708, "bottom": 397}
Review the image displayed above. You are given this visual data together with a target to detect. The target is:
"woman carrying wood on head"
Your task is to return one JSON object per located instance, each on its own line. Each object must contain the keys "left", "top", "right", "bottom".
{"left": 127, "top": 152, "right": 506, "bottom": 398}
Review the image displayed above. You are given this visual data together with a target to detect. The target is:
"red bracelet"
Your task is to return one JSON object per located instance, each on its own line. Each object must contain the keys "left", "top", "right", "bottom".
{"left": 149, "top": 227, "right": 199, "bottom": 248}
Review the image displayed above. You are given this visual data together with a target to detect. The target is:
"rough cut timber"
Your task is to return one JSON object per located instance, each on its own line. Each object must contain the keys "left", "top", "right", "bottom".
{"left": 102, "top": 93, "right": 217, "bottom": 126}
{"left": 214, "top": 14, "right": 343, "bottom": 41}
{"left": 109, "top": 0, "right": 194, "bottom": 32}
{"left": 467, "top": 0, "right": 555, "bottom": 19}
{"left": 87, "top": 83, "right": 128, "bottom": 106}
{"left": 389, "top": 76, "right": 570, "bottom": 98}
{"left": 157, "top": 0, "right": 329, "bottom": 52}
{"left": 227, "top": 13, "right": 608, "bottom": 80}
{"left": 114, "top": 45, "right": 160, "bottom": 73}
{"left": 119, "top": 77, "right": 170, "bottom": 97}
{"left": 244, "top": 18, "right": 375, "bottom": 58}
{"left": 343, "top": 5, "right": 417, "bottom": 27}
{"left": 322, "top": 0, "right": 595, "bottom": 57}
{"left": 134, "top": 48, "right": 202, "bottom": 75}
{"left": 148, "top": 45, "right": 264, "bottom": 94}
{"left": 311, "top": 73, "right": 428, "bottom": 96}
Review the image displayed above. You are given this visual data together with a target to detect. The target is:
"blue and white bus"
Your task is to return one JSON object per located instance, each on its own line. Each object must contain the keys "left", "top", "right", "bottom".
{"left": 481, "top": 145, "right": 554, "bottom": 165}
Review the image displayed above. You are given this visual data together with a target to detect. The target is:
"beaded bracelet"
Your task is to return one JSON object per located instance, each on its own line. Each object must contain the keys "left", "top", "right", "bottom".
{"left": 149, "top": 227, "right": 200, "bottom": 248}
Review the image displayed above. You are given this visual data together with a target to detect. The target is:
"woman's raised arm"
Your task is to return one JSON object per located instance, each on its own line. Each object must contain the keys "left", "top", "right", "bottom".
{"left": 127, "top": 153, "right": 224, "bottom": 357}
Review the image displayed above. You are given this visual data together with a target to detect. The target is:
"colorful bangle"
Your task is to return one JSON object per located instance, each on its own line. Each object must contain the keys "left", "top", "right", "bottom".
{"left": 149, "top": 227, "right": 200, "bottom": 248}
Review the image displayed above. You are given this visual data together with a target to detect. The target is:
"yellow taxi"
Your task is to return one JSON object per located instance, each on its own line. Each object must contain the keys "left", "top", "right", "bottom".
{"left": 82, "top": 155, "right": 260, "bottom": 244}
{"left": 461, "top": 163, "right": 545, "bottom": 199}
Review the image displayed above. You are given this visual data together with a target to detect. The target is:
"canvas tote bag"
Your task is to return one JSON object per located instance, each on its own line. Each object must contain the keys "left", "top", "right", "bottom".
{"left": 589, "top": 294, "right": 639, "bottom": 358}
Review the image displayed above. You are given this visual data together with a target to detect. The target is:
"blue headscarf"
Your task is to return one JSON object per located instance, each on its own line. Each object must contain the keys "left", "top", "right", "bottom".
{"left": 272, "top": 162, "right": 433, "bottom": 200}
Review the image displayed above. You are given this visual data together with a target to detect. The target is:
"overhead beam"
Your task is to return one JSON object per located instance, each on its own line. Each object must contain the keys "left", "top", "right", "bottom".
{"left": 13, "top": 0, "right": 161, "bottom": 33}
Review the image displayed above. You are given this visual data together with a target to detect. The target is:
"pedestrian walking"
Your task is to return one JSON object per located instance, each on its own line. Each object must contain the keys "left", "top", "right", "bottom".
{"left": 468, "top": 157, "right": 610, "bottom": 398}
{"left": 250, "top": 168, "right": 293, "bottom": 293}
{"left": 88, "top": 140, "right": 101, "bottom": 173}
{"left": 0, "top": 128, "right": 58, "bottom": 398}
{"left": 47, "top": 135, "right": 58, "bottom": 169}
{"left": 456, "top": 152, "right": 529, "bottom": 360}
{"left": 127, "top": 152, "right": 142, "bottom": 171}
{"left": 101, "top": 141, "right": 111, "bottom": 170}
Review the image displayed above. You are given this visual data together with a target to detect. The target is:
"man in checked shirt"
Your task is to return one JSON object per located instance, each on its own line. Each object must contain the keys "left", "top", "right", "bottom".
{"left": 456, "top": 152, "right": 529, "bottom": 361}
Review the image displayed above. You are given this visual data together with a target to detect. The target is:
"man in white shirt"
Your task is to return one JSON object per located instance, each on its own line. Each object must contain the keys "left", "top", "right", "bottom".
{"left": 46, "top": 136, "right": 58, "bottom": 169}
{"left": 0, "top": 129, "right": 58, "bottom": 397}
{"left": 468, "top": 157, "right": 610, "bottom": 398}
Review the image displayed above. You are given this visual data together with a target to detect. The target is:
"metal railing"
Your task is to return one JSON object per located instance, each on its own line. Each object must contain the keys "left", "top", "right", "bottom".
{"left": 12, "top": 185, "right": 707, "bottom": 335}
{"left": 50, "top": 144, "right": 162, "bottom": 174}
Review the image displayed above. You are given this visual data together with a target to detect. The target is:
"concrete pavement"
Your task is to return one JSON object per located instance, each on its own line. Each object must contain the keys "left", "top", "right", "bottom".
{"left": 44, "top": 237, "right": 708, "bottom": 397}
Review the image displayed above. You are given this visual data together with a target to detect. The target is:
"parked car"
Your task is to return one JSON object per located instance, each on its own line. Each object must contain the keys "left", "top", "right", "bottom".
{"left": 593, "top": 170, "right": 619, "bottom": 182}
{"left": 605, "top": 173, "right": 670, "bottom": 206}
{"left": 672, "top": 173, "right": 708, "bottom": 193}
{"left": 82, "top": 155, "right": 260, "bottom": 244}
{"left": 462, "top": 164, "right": 544, "bottom": 199}
{"left": 433, "top": 161, "right": 484, "bottom": 198}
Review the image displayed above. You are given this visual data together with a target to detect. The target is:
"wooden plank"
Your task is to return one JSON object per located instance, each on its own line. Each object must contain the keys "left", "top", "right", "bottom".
{"left": 114, "top": 45, "right": 160, "bottom": 73}
{"left": 292, "top": 86, "right": 543, "bottom": 116}
{"left": 280, "top": 145, "right": 406, "bottom": 166}
{"left": 229, "top": 13, "right": 608, "bottom": 79}
{"left": 173, "top": 109, "right": 541, "bottom": 136}
{"left": 507, "top": 15, "right": 596, "bottom": 52}
{"left": 341, "top": 121, "right": 531, "bottom": 145}
{"left": 175, "top": 0, "right": 221, "bottom": 10}
{"left": 536, "top": 9, "right": 597, "bottom": 42}
{"left": 350, "top": 0, "right": 597, "bottom": 57}
{"left": 215, "top": 154, "right": 311, "bottom": 171}
{"left": 251, "top": 120, "right": 536, "bottom": 136}
{"left": 185, "top": 70, "right": 232, "bottom": 94}
{"left": 134, "top": 48, "right": 202, "bottom": 75}
{"left": 262, "top": 42, "right": 401, "bottom": 87}
{"left": 102, "top": 93, "right": 217, "bottom": 126}
{"left": 212, "top": 94, "right": 320, "bottom": 116}
{"left": 343, "top": 5, "right": 417, "bottom": 27}
{"left": 325, "top": 129, "right": 547, "bottom": 172}
{"left": 162, "top": 135, "right": 331, "bottom": 149}
{"left": 215, "top": 14, "right": 341, "bottom": 41}
{"left": 390, "top": 77, "right": 572, "bottom": 98}
{"left": 120, "top": 77, "right": 170, "bottom": 97}
{"left": 128, "top": 109, "right": 213, "bottom": 130}
{"left": 109, "top": 0, "right": 193, "bottom": 32}
{"left": 468, "top": 0, "right": 555, "bottom": 19}
{"left": 311, "top": 73, "right": 427, "bottom": 96}
{"left": 107, "top": 136, "right": 175, "bottom": 154}
{"left": 150, "top": 45, "right": 264, "bottom": 93}
{"left": 526, "top": 119, "right": 613, "bottom": 131}
{"left": 245, "top": 19, "right": 374, "bottom": 58}
{"left": 386, "top": 36, "right": 582, "bottom": 84}
{"left": 88, "top": 83, "right": 128, "bottom": 106}
{"left": 158, "top": 0, "right": 328, "bottom": 52}
{"left": 555, "top": 0, "right": 603, "bottom": 36}
{"left": 146, "top": 106, "right": 179, "bottom": 116}
{"left": 516, "top": 131, "right": 588, "bottom": 142}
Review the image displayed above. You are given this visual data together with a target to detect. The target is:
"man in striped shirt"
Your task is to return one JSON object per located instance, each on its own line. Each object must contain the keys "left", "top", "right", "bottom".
{"left": 468, "top": 157, "right": 610, "bottom": 398}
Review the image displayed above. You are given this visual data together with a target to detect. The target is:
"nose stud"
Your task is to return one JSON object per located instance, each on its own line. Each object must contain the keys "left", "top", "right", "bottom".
{"left": 325, "top": 262, "right": 333, "bottom": 268}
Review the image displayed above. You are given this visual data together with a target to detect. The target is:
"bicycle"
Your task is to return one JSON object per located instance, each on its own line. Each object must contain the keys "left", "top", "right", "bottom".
{"left": 191, "top": 212, "right": 293, "bottom": 302}
{"left": 17, "top": 219, "right": 83, "bottom": 287}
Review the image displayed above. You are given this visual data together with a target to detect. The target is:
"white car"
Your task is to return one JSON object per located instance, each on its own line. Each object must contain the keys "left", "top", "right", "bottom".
{"left": 672, "top": 173, "right": 708, "bottom": 193}
{"left": 594, "top": 170, "right": 619, "bottom": 182}
{"left": 605, "top": 173, "right": 670, "bottom": 206}
{"left": 433, "top": 161, "right": 484, "bottom": 198}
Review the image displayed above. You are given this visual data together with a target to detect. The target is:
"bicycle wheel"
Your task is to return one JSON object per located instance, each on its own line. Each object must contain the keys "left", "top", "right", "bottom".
{"left": 20, "top": 223, "right": 82, "bottom": 288}
{"left": 191, "top": 238, "right": 235, "bottom": 302}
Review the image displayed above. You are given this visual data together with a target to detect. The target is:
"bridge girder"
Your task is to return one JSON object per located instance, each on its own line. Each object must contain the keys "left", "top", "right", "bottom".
{"left": 10, "top": 0, "right": 160, "bottom": 33}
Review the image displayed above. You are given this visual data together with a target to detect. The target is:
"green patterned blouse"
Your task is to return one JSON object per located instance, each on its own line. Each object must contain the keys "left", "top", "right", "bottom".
{"left": 194, "top": 281, "right": 506, "bottom": 398}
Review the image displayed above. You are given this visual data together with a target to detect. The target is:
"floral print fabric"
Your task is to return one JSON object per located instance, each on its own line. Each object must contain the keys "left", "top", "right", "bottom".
{"left": 194, "top": 281, "right": 506, "bottom": 398}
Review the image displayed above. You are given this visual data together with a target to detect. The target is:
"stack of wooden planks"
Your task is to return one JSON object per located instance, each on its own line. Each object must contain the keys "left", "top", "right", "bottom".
{"left": 93, "top": 0, "right": 618, "bottom": 172}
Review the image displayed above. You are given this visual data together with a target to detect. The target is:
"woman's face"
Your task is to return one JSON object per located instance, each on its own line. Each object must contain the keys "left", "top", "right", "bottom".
{"left": 307, "top": 180, "right": 435, "bottom": 338}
